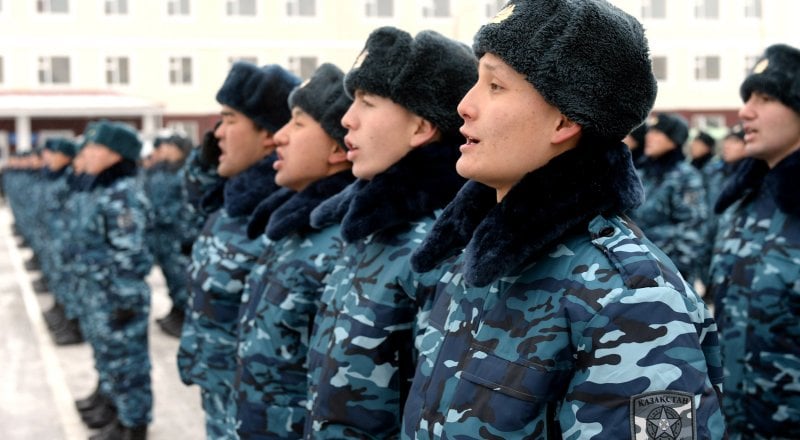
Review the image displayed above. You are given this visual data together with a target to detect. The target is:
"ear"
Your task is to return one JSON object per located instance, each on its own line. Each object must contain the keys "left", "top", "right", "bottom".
{"left": 551, "top": 114, "right": 582, "bottom": 145}
{"left": 409, "top": 117, "right": 441, "bottom": 148}
{"left": 328, "top": 142, "right": 349, "bottom": 165}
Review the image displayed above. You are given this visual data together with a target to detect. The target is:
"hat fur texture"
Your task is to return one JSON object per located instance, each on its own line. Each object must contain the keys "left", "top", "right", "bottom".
{"left": 344, "top": 26, "right": 477, "bottom": 137}
{"left": 288, "top": 63, "right": 352, "bottom": 148}
{"left": 83, "top": 120, "right": 142, "bottom": 161}
{"left": 44, "top": 137, "right": 78, "bottom": 157}
{"left": 216, "top": 62, "right": 301, "bottom": 133}
{"left": 474, "top": 0, "right": 657, "bottom": 141}
{"left": 741, "top": 43, "right": 800, "bottom": 114}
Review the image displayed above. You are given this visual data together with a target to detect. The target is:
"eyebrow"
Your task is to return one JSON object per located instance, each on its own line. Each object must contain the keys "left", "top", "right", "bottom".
{"left": 220, "top": 109, "right": 235, "bottom": 117}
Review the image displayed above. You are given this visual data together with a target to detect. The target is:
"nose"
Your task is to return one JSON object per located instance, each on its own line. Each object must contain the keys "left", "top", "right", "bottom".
{"left": 214, "top": 122, "right": 224, "bottom": 139}
{"left": 738, "top": 98, "right": 755, "bottom": 120}
{"left": 274, "top": 125, "right": 289, "bottom": 146}
{"left": 341, "top": 104, "right": 356, "bottom": 130}
{"left": 457, "top": 85, "right": 478, "bottom": 122}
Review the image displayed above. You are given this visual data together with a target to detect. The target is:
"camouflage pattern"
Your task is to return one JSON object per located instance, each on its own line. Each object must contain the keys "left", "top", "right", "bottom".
{"left": 71, "top": 167, "right": 154, "bottom": 427}
{"left": 177, "top": 208, "right": 265, "bottom": 438}
{"left": 403, "top": 215, "right": 726, "bottom": 439}
{"left": 304, "top": 216, "right": 446, "bottom": 439}
{"left": 184, "top": 147, "right": 225, "bottom": 234}
{"left": 234, "top": 172, "right": 355, "bottom": 439}
{"left": 40, "top": 167, "right": 73, "bottom": 301}
{"left": 143, "top": 162, "right": 192, "bottom": 310}
{"left": 235, "top": 224, "right": 343, "bottom": 439}
{"left": 707, "top": 156, "right": 800, "bottom": 438}
{"left": 178, "top": 157, "right": 279, "bottom": 439}
{"left": 631, "top": 160, "right": 709, "bottom": 281}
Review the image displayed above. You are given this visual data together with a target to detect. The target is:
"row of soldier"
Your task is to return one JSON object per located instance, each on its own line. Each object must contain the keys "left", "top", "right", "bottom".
{"left": 3, "top": 0, "right": 799, "bottom": 439}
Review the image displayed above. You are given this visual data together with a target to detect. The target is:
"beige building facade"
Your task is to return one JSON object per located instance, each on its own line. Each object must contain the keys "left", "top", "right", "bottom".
{"left": 0, "top": 0, "right": 798, "bottom": 152}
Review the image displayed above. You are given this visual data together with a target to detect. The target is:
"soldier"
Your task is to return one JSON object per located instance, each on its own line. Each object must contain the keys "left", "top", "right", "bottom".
{"left": 707, "top": 43, "right": 800, "bottom": 438}
{"left": 72, "top": 120, "right": 153, "bottom": 440}
{"left": 176, "top": 62, "right": 299, "bottom": 439}
{"left": 38, "top": 137, "right": 84, "bottom": 345}
{"left": 142, "top": 133, "right": 193, "bottom": 337}
{"left": 630, "top": 112, "right": 709, "bottom": 282}
{"left": 234, "top": 63, "right": 355, "bottom": 439}
{"left": 405, "top": 0, "right": 726, "bottom": 438}
{"left": 303, "top": 27, "right": 475, "bottom": 439}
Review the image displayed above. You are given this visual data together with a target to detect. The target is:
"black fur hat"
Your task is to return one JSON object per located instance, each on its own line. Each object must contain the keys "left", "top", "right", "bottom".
{"left": 474, "top": 0, "right": 657, "bottom": 142}
{"left": 216, "top": 62, "right": 301, "bottom": 133}
{"left": 43, "top": 137, "right": 78, "bottom": 157}
{"left": 344, "top": 26, "right": 477, "bottom": 137}
{"left": 694, "top": 131, "right": 716, "bottom": 151}
{"left": 741, "top": 44, "right": 800, "bottom": 114}
{"left": 84, "top": 120, "right": 142, "bottom": 161}
{"left": 648, "top": 113, "right": 689, "bottom": 148}
{"left": 288, "top": 63, "right": 352, "bottom": 148}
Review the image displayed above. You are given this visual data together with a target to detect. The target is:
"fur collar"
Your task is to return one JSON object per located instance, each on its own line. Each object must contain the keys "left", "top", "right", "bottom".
{"left": 691, "top": 153, "right": 713, "bottom": 170}
{"left": 715, "top": 149, "right": 800, "bottom": 217}
{"left": 638, "top": 147, "right": 685, "bottom": 178}
{"left": 310, "top": 140, "right": 465, "bottom": 242}
{"left": 245, "top": 187, "right": 295, "bottom": 239}
{"left": 43, "top": 165, "right": 69, "bottom": 180}
{"left": 223, "top": 154, "right": 280, "bottom": 217}
{"left": 90, "top": 159, "right": 138, "bottom": 190}
{"left": 148, "top": 160, "right": 183, "bottom": 174}
{"left": 411, "top": 141, "right": 643, "bottom": 287}
{"left": 261, "top": 171, "right": 355, "bottom": 240}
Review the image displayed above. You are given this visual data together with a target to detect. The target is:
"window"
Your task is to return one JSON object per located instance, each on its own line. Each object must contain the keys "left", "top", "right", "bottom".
{"left": 228, "top": 56, "right": 258, "bottom": 67}
{"left": 694, "top": 0, "right": 718, "bottom": 19}
{"left": 485, "top": 0, "right": 506, "bottom": 17}
{"left": 694, "top": 55, "right": 720, "bottom": 81}
{"left": 104, "top": 0, "right": 127, "bottom": 15}
{"left": 641, "top": 0, "right": 665, "bottom": 19}
{"left": 38, "top": 56, "right": 70, "bottom": 84}
{"left": 421, "top": 0, "right": 450, "bottom": 18}
{"left": 0, "top": 57, "right": 3, "bottom": 84}
{"left": 286, "top": 0, "right": 315, "bottom": 16}
{"left": 651, "top": 56, "right": 667, "bottom": 81}
{"left": 167, "top": 0, "right": 190, "bottom": 16}
{"left": 288, "top": 56, "right": 317, "bottom": 80}
{"left": 691, "top": 114, "right": 726, "bottom": 130}
{"left": 365, "top": 0, "right": 392, "bottom": 17}
{"left": 226, "top": 0, "right": 255, "bottom": 16}
{"left": 106, "top": 56, "right": 129, "bottom": 85}
{"left": 169, "top": 56, "right": 192, "bottom": 85}
{"left": 37, "top": 0, "right": 69, "bottom": 13}
{"left": 744, "top": 0, "right": 761, "bottom": 18}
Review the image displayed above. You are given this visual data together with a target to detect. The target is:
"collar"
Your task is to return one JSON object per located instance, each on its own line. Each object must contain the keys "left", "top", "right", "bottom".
{"left": 411, "top": 141, "right": 643, "bottom": 287}
{"left": 223, "top": 154, "right": 280, "bottom": 217}
{"left": 715, "top": 148, "right": 800, "bottom": 217}
{"left": 310, "top": 140, "right": 465, "bottom": 242}
{"left": 90, "top": 160, "right": 138, "bottom": 190}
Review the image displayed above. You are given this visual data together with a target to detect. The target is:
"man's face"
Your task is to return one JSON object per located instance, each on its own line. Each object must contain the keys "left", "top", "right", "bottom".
{"left": 215, "top": 105, "right": 274, "bottom": 177}
{"left": 738, "top": 91, "right": 800, "bottom": 167}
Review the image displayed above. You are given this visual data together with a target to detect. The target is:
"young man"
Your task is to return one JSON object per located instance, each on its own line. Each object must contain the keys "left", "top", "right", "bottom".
{"left": 630, "top": 112, "right": 709, "bottom": 283}
{"left": 234, "top": 63, "right": 355, "bottom": 439}
{"left": 74, "top": 120, "right": 153, "bottom": 440}
{"left": 303, "top": 27, "right": 476, "bottom": 438}
{"left": 142, "top": 133, "right": 194, "bottom": 337}
{"left": 707, "top": 43, "right": 800, "bottom": 438}
{"left": 177, "top": 62, "right": 299, "bottom": 439}
{"left": 406, "top": 1, "right": 726, "bottom": 438}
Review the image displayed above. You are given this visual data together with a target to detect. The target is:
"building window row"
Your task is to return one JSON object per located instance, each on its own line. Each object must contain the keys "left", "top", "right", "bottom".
{"left": 641, "top": 0, "right": 761, "bottom": 19}
{"left": 29, "top": 55, "right": 321, "bottom": 87}
{"left": 650, "top": 53, "right": 762, "bottom": 82}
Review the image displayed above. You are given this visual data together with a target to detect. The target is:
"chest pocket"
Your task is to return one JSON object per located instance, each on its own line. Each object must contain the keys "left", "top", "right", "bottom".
{"left": 446, "top": 347, "right": 572, "bottom": 437}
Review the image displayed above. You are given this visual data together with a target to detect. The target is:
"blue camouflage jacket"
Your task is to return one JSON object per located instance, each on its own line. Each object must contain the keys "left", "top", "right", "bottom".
{"left": 631, "top": 149, "right": 708, "bottom": 281}
{"left": 303, "top": 142, "right": 465, "bottom": 439}
{"left": 406, "top": 143, "right": 726, "bottom": 439}
{"left": 234, "top": 171, "right": 354, "bottom": 439}
{"left": 708, "top": 151, "right": 800, "bottom": 438}
{"left": 72, "top": 161, "right": 153, "bottom": 311}
{"left": 177, "top": 156, "right": 281, "bottom": 391}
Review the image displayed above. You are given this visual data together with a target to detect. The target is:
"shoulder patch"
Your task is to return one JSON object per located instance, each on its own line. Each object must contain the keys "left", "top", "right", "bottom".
{"left": 630, "top": 391, "right": 696, "bottom": 440}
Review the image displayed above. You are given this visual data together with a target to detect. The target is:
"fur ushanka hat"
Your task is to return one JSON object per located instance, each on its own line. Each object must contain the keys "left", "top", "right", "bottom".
{"left": 648, "top": 113, "right": 689, "bottom": 148}
{"left": 474, "top": 0, "right": 657, "bottom": 142}
{"left": 83, "top": 120, "right": 142, "bottom": 161}
{"left": 43, "top": 137, "right": 78, "bottom": 158}
{"left": 741, "top": 43, "right": 800, "bottom": 114}
{"left": 288, "top": 63, "right": 352, "bottom": 148}
{"left": 344, "top": 26, "right": 477, "bottom": 137}
{"left": 216, "top": 62, "right": 301, "bottom": 133}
